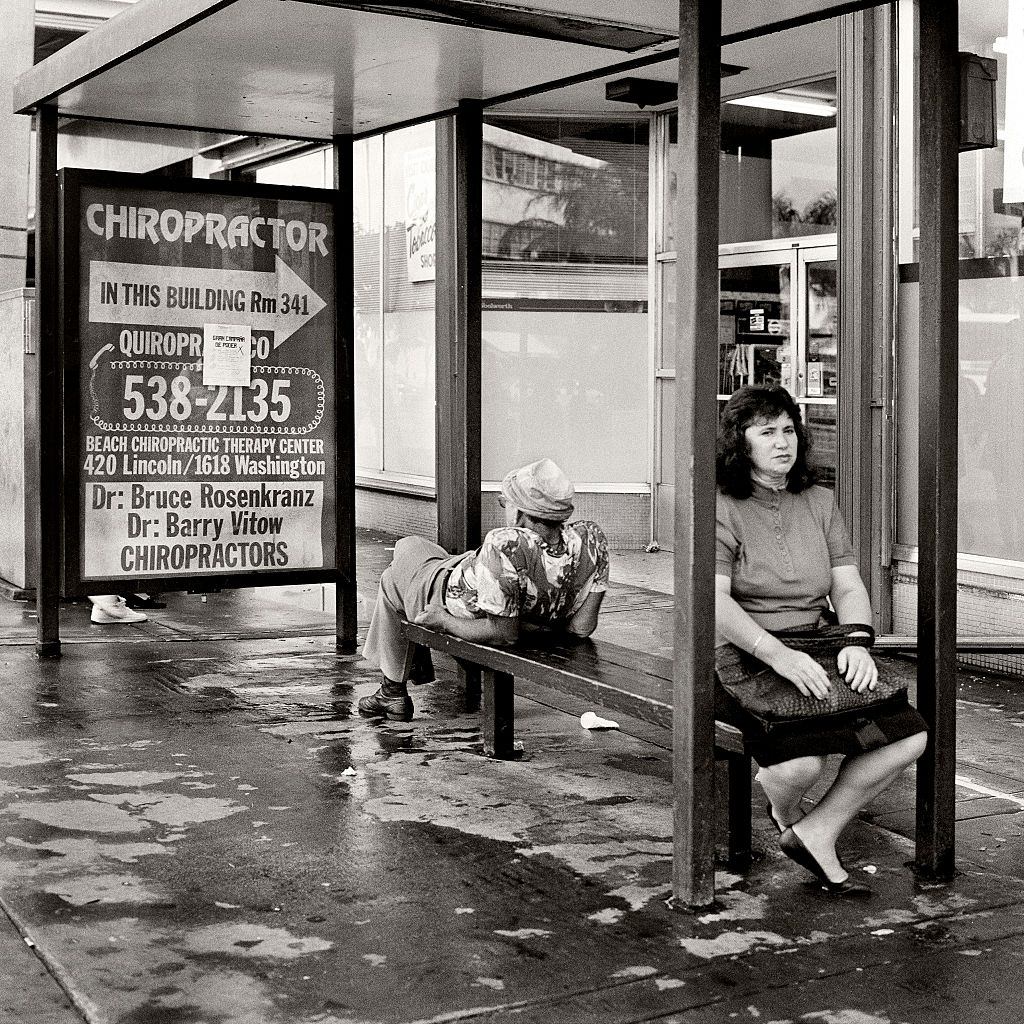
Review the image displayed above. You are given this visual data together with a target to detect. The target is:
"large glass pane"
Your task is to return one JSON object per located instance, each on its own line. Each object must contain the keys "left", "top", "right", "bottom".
{"left": 354, "top": 136, "right": 383, "bottom": 474}
{"left": 957, "top": 2, "right": 1022, "bottom": 262}
{"left": 804, "top": 403, "right": 837, "bottom": 489}
{"left": 896, "top": 0, "right": 1024, "bottom": 561}
{"left": 254, "top": 148, "right": 332, "bottom": 188}
{"left": 481, "top": 116, "right": 649, "bottom": 484}
{"left": 659, "top": 378, "right": 675, "bottom": 491}
{"left": 664, "top": 82, "right": 837, "bottom": 248}
{"left": 482, "top": 118, "right": 649, "bottom": 265}
{"left": 659, "top": 260, "right": 676, "bottom": 371}
{"left": 806, "top": 261, "right": 838, "bottom": 398}
{"left": 718, "top": 263, "right": 793, "bottom": 396}
{"left": 383, "top": 122, "right": 436, "bottom": 478}
{"left": 481, "top": 310, "right": 649, "bottom": 482}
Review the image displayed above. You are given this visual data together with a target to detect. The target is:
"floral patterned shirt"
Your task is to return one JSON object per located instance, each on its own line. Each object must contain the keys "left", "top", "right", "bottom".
{"left": 444, "top": 521, "right": 609, "bottom": 626}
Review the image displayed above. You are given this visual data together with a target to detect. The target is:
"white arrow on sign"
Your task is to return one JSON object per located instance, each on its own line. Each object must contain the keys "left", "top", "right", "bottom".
{"left": 88, "top": 256, "right": 326, "bottom": 348}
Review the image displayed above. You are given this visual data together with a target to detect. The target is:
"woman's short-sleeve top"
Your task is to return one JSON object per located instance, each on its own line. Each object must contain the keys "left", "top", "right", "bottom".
{"left": 716, "top": 483, "right": 856, "bottom": 632}
{"left": 444, "top": 521, "right": 609, "bottom": 626}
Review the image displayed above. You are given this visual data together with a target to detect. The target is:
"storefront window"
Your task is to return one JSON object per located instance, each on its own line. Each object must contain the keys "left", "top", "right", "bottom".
{"left": 254, "top": 148, "right": 332, "bottom": 189}
{"left": 263, "top": 116, "right": 650, "bottom": 490}
{"left": 664, "top": 79, "right": 838, "bottom": 249}
{"left": 349, "top": 124, "right": 438, "bottom": 482}
{"left": 353, "top": 136, "right": 384, "bottom": 475}
{"left": 481, "top": 117, "right": 650, "bottom": 483}
{"left": 382, "top": 122, "right": 436, "bottom": 479}
{"left": 896, "top": 0, "right": 1024, "bottom": 563}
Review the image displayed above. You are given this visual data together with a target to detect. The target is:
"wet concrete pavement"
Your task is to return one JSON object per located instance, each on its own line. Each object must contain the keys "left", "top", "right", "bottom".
{"left": 1, "top": 531, "right": 1023, "bottom": 1023}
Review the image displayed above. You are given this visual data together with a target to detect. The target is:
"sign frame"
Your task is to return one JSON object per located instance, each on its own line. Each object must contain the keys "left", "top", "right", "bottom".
{"left": 60, "top": 168, "right": 350, "bottom": 598}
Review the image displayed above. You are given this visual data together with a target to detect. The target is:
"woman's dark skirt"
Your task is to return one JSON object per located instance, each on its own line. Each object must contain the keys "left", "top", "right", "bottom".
{"left": 714, "top": 685, "right": 929, "bottom": 768}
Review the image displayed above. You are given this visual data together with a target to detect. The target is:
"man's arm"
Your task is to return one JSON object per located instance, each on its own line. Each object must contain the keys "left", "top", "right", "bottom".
{"left": 565, "top": 591, "right": 604, "bottom": 637}
{"left": 414, "top": 605, "right": 519, "bottom": 645}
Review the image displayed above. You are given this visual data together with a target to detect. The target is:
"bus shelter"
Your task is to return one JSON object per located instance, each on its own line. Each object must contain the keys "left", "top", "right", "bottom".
{"left": 13, "top": 0, "right": 960, "bottom": 906}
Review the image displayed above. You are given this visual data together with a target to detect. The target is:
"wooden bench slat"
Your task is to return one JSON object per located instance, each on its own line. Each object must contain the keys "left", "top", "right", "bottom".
{"left": 400, "top": 619, "right": 752, "bottom": 866}
{"left": 401, "top": 622, "right": 746, "bottom": 755}
{"left": 402, "top": 623, "right": 674, "bottom": 723}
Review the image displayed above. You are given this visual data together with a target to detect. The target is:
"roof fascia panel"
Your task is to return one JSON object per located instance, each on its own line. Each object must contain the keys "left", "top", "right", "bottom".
{"left": 301, "top": 1, "right": 672, "bottom": 51}
{"left": 15, "top": 0, "right": 237, "bottom": 114}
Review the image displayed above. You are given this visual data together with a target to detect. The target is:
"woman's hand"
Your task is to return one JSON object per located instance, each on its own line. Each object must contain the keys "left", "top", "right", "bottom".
{"left": 836, "top": 645, "right": 877, "bottom": 692}
{"left": 765, "top": 645, "right": 832, "bottom": 700}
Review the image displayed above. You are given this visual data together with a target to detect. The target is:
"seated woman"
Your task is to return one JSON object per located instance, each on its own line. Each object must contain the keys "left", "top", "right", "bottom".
{"left": 715, "top": 385, "right": 928, "bottom": 897}
{"left": 359, "top": 458, "right": 609, "bottom": 722}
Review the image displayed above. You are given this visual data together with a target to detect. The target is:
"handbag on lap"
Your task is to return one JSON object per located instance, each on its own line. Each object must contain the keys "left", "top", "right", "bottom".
{"left": 714, "top": 622, "right": 909, "bottom": 733}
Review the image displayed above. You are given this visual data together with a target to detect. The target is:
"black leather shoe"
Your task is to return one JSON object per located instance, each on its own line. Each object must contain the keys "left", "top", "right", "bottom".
{"left": 780, "top": 828, "right": 872, "bottom": 899}
{"left": 358, "top": 686, "right": 413, "bottom": 722}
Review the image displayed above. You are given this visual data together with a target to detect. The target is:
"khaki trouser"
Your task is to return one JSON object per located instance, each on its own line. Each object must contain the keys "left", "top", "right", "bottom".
{"left": 361, "top": 536, "right": 460, "bottom": 681}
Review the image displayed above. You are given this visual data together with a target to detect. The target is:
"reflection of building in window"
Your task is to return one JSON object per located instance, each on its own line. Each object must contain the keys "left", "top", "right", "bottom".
{"left": 482, "top": 121, "right": 648, "bottom": 265}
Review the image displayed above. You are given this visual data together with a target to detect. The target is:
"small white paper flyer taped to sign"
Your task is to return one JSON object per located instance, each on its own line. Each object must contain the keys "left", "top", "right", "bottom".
{"left": 203, "top": 323, "right": 252, "bottom": 387}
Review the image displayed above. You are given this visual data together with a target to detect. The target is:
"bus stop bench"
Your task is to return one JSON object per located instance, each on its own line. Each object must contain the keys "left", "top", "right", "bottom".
{"left": 399, "top": 621, "right": 754, "bottom": 867}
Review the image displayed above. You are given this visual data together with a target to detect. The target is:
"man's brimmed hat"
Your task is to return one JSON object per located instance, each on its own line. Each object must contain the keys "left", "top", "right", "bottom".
{"left": 501, "top": 458, "right": 575, "bottom": 522}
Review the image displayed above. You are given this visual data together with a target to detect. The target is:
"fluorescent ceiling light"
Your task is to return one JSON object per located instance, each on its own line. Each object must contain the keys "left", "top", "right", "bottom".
{"left": 727, "top": 94, "right": 836, "bottom": 117}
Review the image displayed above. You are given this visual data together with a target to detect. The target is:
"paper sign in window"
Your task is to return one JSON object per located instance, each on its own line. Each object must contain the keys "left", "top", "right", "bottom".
{"left": 202, "top": 324, "right": 252, "bottom": 387}
{"left": 807, "top": 361, "right": 823, "bottom": 397}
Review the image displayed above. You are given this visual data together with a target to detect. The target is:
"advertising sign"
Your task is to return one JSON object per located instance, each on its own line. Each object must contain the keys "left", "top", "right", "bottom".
{"left": 63, "top": 171, "right": 339, "bottom": 592}
{"left": 403, "top": 147, "right": 436, "bottom": 283}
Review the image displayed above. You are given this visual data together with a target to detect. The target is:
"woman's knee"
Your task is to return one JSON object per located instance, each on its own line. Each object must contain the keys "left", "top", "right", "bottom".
{"left": 896, "top": 730, "right": 929, "bottom": 763}
{"left": 760, "top": 755, "right": 827, "bottom": 790}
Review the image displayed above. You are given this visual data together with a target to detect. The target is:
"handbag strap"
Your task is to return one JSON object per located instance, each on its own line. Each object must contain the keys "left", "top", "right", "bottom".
{"left": 771, "top": 621, "right": 876, "bottom": 651}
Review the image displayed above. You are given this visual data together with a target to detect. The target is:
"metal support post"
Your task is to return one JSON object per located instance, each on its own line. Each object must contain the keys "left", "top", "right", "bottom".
{"left": 334, "top": 135, "right": 358, "bottom": 653}
{"left": 435, "top": 99, "right": 483, "bottom": 555}
{"left": 672, "top": 0, "right": 721, "bottom": 907}
{"left": 837, "top": 6, "right": 898, "bottom": 626}
{"left": 915, "top": 0, "right": 958, "bottom": 878}
{"left": 34, "top": 105, "right": 61, "bottom": 658}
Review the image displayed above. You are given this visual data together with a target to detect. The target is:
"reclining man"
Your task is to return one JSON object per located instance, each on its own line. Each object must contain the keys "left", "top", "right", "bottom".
{"left": 359, "top": 458, "right": 610, "bottom": 721}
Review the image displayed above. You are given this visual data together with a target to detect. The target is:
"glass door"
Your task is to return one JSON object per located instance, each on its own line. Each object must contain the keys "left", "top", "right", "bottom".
{"left": 718, "top": 249, "right": 796, "bottom": 398}
{"left": 798, "top": 252, "right": 838, "bottom": 487}
{"left": 654, "top": 239, "right": 837, "bottom": 550}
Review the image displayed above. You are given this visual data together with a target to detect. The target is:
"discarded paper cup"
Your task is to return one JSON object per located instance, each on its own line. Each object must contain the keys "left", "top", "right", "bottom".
{"left": 580, "top": 711, "right": 619, "bottom": 730}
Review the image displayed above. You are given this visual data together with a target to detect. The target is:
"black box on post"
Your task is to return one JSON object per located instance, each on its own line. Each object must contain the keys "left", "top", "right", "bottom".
{"left": 959, "top": 52, "right": 998, "bottom": 152}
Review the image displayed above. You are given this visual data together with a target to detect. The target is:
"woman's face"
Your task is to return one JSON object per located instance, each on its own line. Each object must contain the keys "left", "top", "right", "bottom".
{"left": 744, "top": 412, "right": 798, "bottom": 481}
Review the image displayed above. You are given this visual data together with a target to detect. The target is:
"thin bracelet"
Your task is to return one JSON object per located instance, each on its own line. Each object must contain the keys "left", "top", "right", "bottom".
{"left": 751, "top": 632, "right": 766, "bottom": 656}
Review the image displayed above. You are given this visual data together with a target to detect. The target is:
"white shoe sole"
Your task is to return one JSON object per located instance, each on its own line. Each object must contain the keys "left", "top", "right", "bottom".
{"left": 91, "top": 609, "right": 147, "bottom": 624}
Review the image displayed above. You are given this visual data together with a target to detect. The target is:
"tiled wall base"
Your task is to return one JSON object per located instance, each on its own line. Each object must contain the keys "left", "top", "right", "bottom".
{"left": 355, "top": 489, "right": 438, "bottom": 541}
{"left": 356, "top": 488, "right": 652, "bottom": 551}
{"left": 893, "top": 560, "right": 1024, "bottom": 677}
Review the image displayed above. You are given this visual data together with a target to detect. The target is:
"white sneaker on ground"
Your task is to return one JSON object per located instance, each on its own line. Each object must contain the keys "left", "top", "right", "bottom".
{"left": 89, "top": 596, "right": 148, "bottom": 624}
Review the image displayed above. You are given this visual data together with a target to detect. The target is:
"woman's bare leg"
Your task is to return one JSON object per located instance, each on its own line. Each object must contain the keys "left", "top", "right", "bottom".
{"left": 791, "top": 731, "right": 928, "bottom": 881}
{"left": 757, "top": 756, "right": 827, "bottom": 829}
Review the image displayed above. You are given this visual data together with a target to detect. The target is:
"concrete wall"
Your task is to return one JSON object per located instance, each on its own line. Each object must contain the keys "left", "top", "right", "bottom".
{"left": 0, "top": 289, "right": 36, "bottom": 591}
{"left": 0, "top": 0, "right": 33, "bottom": 291}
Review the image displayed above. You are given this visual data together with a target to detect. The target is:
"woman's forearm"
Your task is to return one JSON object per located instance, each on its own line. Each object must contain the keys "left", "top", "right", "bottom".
{"left": 829, "top": 567, "right": 874, "bottom": 628}
{"left": 716, "top": 588, "right": 787, "bottom": 665}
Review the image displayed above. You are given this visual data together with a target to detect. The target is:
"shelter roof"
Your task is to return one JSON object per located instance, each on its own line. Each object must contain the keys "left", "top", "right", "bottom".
{"left": 16, "top": 0, "right": 876, "bottom": 139}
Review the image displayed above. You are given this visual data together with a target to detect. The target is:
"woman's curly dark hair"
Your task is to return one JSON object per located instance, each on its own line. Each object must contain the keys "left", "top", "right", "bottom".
{"left": 716, "top": 385, "right": 816, "bottom": 498}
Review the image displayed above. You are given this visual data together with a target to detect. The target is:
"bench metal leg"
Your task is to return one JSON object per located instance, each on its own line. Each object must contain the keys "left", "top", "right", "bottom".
{"left": 727, "top": 754, "right": 753, "bottom": 869}
{"left": 399, "top": 641, "right": 418, "bottom": 684}
{"left": 481, "top": 668, "right": 520, "bottom": 759}
{"left": 462, "top": 664, "right": 482, "bottom": 712}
